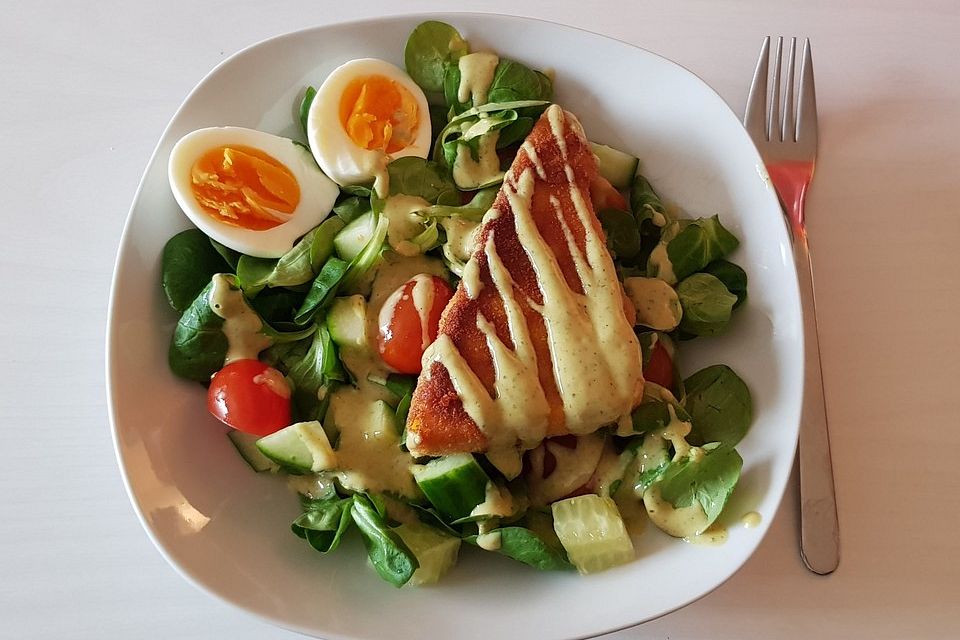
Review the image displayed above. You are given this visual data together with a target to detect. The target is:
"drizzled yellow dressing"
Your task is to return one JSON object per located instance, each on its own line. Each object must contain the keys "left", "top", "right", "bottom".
{"left": 208, "top": 274, "right": 271, "bottom": 363}
{"left": 416, "top": 105, "right": 642, "bottom": 462}
{"left": 457, "top": 52, "right": 500, "bottom": 106}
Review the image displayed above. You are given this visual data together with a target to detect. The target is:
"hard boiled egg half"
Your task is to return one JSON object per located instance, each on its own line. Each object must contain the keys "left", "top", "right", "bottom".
{"left": 307, "top": 59, "right": 431, "bottom": 196}
{"left": 168, "top": 127, "right": 339, "bottom": 258}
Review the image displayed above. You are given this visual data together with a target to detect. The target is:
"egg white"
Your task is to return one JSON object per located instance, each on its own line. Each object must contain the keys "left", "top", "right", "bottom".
{"left": 307, "top": 58, "right": 432, "bottom": 191}
{"left": 168, "top": 127, "right": 339, "bottom": 258}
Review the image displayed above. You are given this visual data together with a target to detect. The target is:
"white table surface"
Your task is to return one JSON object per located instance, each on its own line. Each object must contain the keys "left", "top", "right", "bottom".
{"left": 3, "top": 0, "right": 959, "bottom": 638}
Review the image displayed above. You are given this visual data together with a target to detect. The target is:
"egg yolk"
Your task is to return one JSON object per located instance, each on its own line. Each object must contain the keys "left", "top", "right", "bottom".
{"left": 190, "top": 145, "right": 301, "bottom": 230}
{"left": 339, "top": 75, "right": 419, "bottom": 154}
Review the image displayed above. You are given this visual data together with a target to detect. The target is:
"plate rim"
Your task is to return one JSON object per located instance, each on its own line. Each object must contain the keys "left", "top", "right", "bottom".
{"left": 106, "top": 11, "right": 802, "bottom": 640}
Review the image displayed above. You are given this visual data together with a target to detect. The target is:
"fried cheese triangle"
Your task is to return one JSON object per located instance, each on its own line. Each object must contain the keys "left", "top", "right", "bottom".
{"left": 406, "top": 105, "right": 643, "bottom": 462}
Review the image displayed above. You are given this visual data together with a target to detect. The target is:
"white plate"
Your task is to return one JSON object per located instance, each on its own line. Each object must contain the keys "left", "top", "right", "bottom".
{"left": 107, "top": 13, "right": 802, "bottom": 640}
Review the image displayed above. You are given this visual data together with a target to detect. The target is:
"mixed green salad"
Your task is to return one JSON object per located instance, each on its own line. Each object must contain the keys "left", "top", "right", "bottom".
{"left": 160, "top": 21, "right": 753, "bottom": 587}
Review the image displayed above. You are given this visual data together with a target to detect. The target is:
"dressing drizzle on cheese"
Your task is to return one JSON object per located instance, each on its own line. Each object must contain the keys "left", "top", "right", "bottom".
{"left": 418, "top": 106, "right": 642, "bottom": 459}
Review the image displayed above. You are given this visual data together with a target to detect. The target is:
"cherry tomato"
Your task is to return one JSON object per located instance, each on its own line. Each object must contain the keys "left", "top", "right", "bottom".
{"left": 643, "top": 341, "right": 674, "bottom": 389}
{"left": 590, "top": 175, "right": 629, "bottom": 212}
{"left": 207, "top": 359, "right": 291, "bottom": 436}
{"left": 378, "top": 275, "right": 454, "bottom": 374}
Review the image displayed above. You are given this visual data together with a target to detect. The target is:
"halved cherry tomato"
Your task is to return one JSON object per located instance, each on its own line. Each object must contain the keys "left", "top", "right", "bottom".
{"left": 643, "top": 341, "right": 674, "bottom": 389}
{"left": 207, "top": 359, "right": 291, "bottom": 436}
{"left": 377, "top": 274, "right": 454, "bottom": 374}
{"left": 590, "top": 175, "right": 629, "bottom": 212}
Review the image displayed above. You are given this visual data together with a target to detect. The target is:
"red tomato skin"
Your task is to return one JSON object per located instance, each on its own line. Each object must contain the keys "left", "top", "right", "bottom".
{"left": 590, "top": 175, "right": 629, "bottom": 211}
{"left": 207, "top": 359, "right": 291, "bottom": 436}
{"left": 378, "top": 275, "right": 453, "bottom": 374}
{"left": 643, "top": 341, "right": 674, "bottom": 389}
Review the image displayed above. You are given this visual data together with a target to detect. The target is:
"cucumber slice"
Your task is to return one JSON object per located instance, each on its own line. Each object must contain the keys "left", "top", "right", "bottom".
{"left": 552, "top": 494, "right": 635, "bottom": 574}
{"left": 394, "top": 521, "right": 461, "bottom": 586}
{"left": 412, "top": 454, "right": 490, "bottom": 522}
{"left": 365, "top": 399, "right": 402, "bottom": 439}
{"left": 255, "top": 421, "right": 337, "bottom": 474}
{"left": 227, "top": 430, "right": 279, "bottom": 473}
{"left": 334, "top": 211, "right": 376, "bottom": 261}
{"left": 591, "top": 142, "right": 639, "bottom": 190}
{"left": 326, "top": 295, "right": 368, "bottom": 349}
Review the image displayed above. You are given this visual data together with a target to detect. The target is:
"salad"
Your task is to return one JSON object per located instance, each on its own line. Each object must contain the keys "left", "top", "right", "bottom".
{"left": 159, "top": 21, "right": 753, "bottom": 587}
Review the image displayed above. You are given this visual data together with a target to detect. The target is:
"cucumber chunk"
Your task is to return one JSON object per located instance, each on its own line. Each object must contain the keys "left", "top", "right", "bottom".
{"left": 365, "top": 399, "right": 402, "bottom": 439}
{"left": 255, "top": 421, "right": 337, "bottom": 474}
{"left": 334, "top": 211, "right": 376, "bottom": 261}
{"left": 552, "top": 494, "right": 635, "bottom": 574}
{"left": 394, "top": 521, "right": 461, "bottom": 586}
{"left": 227, "top": 430, "right": 280, "bottom": 473}
{"left": 412, "top": 454, "right": 490, "bottom": 521}
{"left": 591, "top": 142, "right": 639, "bottom": 190}
{"left": 326, "top": 295, "right": 368, "bottom": 349}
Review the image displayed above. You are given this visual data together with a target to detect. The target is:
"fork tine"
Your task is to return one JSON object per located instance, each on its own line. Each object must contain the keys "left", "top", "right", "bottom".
{"left": 781, "top": 37, "right": 798, "bottom": 142}
{"left": 768, "top": 36, "right": 783, "bottom": 141}
{"left": 797, "top": 38, "right": 818, "bottom": 145}
{"left": 744, "top": 36, "right": 770, "bottom": 140}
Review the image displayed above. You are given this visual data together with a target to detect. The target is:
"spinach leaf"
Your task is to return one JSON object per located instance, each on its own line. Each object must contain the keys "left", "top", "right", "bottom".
{"left": 351, "top": 493, "right": 419, "bottom": 587}
{"left": 630, "top": 382, "right": 691, "bottom": 434}
{"left": 236, "top": 228, "right": 320, "bottom": 297}
{"left": 310, "top": 217, "right": 345, "bottom": 271}
{"left": 676, "top": 273, "right": 737, "bottom": 336}
{"left": 444, "top": 58, "right": 551, "bottom": 113}
{"left": 286, "top": 325, "right": 344, "bottom": 420}
{"left": 341, "top": 184, "right": 373, "bottom": 197}
{"left": 493, "top": 527, "right": 572, "bottom": 571}
{"left": 496, "top": 116, "right": 535, "bottom": 148}
{"left": 168, "top": 279, "right": 227, "bottom": 382}
{"left": 404, "top": 21, "right": 469, "bottom": 93}
{"left": 683, "top": 364, "right": 752, "bottom": 447}
{"left": 664, "top": 215, "right": 740, "bottom": 282}
{"left": 636, "top": 331, "right": 659, "bottom": 368}
{"left": 333, "top": 194, "right": 371, "bottom": 224}
{"left": 292, "top": 489, "right": 353, "bottom": 554}
{"left": 410, "top": 504, "right": 462, "bottom": 538}
{"left": 633, "top": 434, "right": 672, "bottom": 496}
{"left": 386, "top": 375, "right": 416, "bottom": 400}
{"left": 293, "top": 257, "right": 350, "bottom": 325}
{"left": 209, "top": 238, "right": 241, "bottom": 271}
{"left": 631, "top": 402, "right": 687, "bottom": 435}
{"left": 429, "top": 104, "right": 449, "bottom": 146}
{"left": 386, "top": 156, "right": 459, "bottom": 205}
{"left": 658, "top": 445, "right": 743, "bottom": 525}
{"left": 702, "top": 259, "right": 748, "bottom": 309}
{"left": 598, "top": 209, "right": 641, "bottom": 260}
{"left": 299, "top": 86, "right": 317, "bottom": 140}
{"left": 161, "top": 229, "right": 231, "bottom": 313}
{"left": 434, "top": 100, "right": 549, "bottom": 166}
{"left": 250, "top": 288, "right": 304, "bottom": 325}
{"left": 487, "top": 60, "right": 553, "bottom": 103}
{"left": 630, "top": 174, "right": 667, "bottom": 225}
{"left": 418, "top": 187, "right": 497, "bottom": 221}
{"left": 442, "top": 63, "right": 469, "bottom": 115}
{"left": 168, "top": 275, "right": 314, "bottom": 382}
{"left": 259, "top": 320, "right": 316, "bottom": 345}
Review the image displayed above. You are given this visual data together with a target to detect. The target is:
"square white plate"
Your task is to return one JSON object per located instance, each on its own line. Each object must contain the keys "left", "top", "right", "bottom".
{"left": 107, "top": 12, "right": 802, "bottom": 640}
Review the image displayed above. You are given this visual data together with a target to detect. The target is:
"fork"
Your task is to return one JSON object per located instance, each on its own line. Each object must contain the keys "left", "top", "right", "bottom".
{"left": 744, "top": 37, "right": 839, "bottom": 575}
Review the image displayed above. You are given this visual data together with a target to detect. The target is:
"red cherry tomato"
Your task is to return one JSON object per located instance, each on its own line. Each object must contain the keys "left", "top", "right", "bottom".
{"left": 643, "top": 341, "right": 674, "bottom": 389}
{"left": 377, "top": 275, "right": 454, "bottom": 374}
{"left": 207, "top": 359, "right": 291, "bottom": 436}
{"left": 590, "top": 175, "right": 629, "bottom": 212}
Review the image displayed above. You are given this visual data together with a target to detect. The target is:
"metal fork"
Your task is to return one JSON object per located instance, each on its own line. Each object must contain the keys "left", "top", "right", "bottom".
{"left": 744, "top": 37, "right": 839, "bottom": 575}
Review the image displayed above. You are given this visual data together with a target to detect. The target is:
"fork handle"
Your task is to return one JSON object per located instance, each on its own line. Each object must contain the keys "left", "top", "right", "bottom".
{"left": 793, "top": 237, "right": 840, "bottom": 574}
